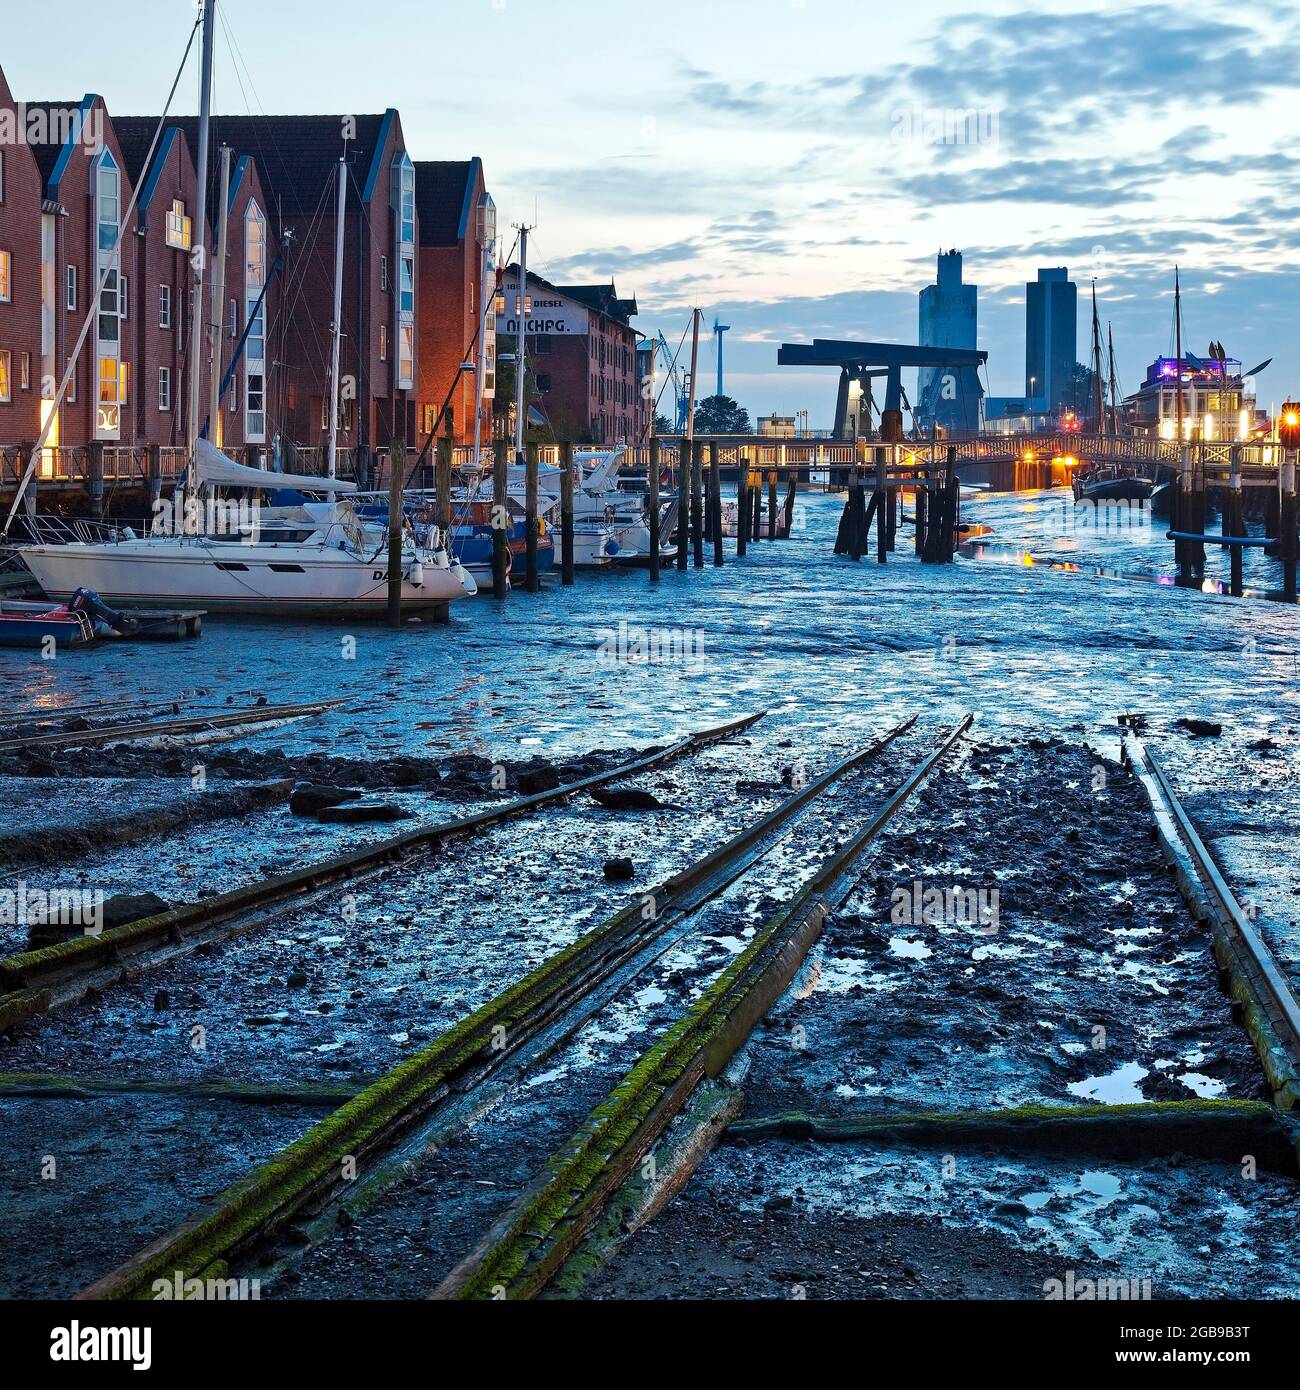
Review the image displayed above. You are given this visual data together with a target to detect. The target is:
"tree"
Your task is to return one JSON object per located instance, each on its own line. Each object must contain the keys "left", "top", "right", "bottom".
{"left": 693, "top": 394, "right": 751, "bottom": 434}
{"left": 652, "top": 411, "right": 674, "bottom": 436}
{"left": 1064, "top": 362, "right": 1102, "bottom": 424}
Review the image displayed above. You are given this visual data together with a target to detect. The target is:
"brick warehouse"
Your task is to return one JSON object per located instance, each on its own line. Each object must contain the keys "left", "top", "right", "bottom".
{"left": 0, "top": 67, "right": 45, "bottom": 446}
{"left": 415, "top": 158, "right": 494, "bottom": 448}
{"left": 114, "top": 119, "right": 281, "bottom": 460}
{"left": 154, "top": 112, "right": 418, "bottom": 471}
{"left": 497, "top": 268, "right": 646, "bottom": 445}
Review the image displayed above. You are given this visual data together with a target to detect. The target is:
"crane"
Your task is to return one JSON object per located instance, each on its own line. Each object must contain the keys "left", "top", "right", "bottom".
{"left": 655, "top": 331, "right": 690, "bottom": 431}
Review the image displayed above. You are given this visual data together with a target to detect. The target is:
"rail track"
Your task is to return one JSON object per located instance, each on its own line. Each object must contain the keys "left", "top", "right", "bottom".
{"left": 1120, "top": 719, "right": 1300, "bottom": 1110}
{"left": 0, "top": 710, "right": 767, "bottom": 1033}
{"left": 76, "top": 712, "right": 932, "bottom": 1299}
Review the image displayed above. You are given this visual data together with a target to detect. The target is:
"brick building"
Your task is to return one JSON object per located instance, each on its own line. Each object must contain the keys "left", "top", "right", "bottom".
{"left": 173, "top": 113, "right": 417, "bottom": 468}
{"left": 496, "top": 269, "right": 644, "bottom": 445}
{"left": 115, "top": 120, "right": 280, "bottom": 460}
{"left": 26, "top": 94, "right": 136, "bottom": 449}
{"left": 0, "top": 66, "right": 45, "bottom": 446}
{"left": 414, "top": 157, "right": 493, "bottom": 447}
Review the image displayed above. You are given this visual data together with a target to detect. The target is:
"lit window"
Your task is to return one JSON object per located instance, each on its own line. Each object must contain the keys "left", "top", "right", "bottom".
{"left": 166, "top": 199, "right": 192, "bottom": 251}
{"left": 159, "top": 284, "right": 171, "bottom": 328}
{"left": 0, "top": 350, "right": 10, "bottom": 403}
{"left": 98, "top": 356, "right": 119, "bottom": 404}
{"left": 20, "top": 352, "right": 30, "bottom": 390}
{"left": 379, "top": 324, "right": 387, "bottom": 361}
{"left": 398, "top": 324, "right": 414, "bottom": 384}
{"left": 159, "top": 366, "right": 172, "bottom": 412}
{"left": 0, "top": 250, "right": 10, "bottom": 302}
{"left": 119, "top": 362, "right": 130, "bottom": 405}
{"left": 66, "top": 266, "right": 77, "bottom": 310}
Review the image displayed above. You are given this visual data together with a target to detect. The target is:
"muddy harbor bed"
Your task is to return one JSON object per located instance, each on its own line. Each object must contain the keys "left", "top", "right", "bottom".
{"left": 2, "top": 492, "right": 1299, "bottom": 1304}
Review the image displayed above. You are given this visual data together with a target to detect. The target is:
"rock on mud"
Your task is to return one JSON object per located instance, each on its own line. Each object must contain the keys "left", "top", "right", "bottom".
{"left": 603, "top": 857, "right": 636, "bottom": 880}
{"left": 289, "top": 783, "right": 364, "bottom": 816}
{"left": 313, "top": 800, "right": 412, "bottom": 824}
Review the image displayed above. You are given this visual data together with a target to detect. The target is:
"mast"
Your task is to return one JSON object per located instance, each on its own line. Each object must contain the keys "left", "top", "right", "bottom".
{"left": 325, "top": 155, "right": 347, "bottom": 479}
{"left": 186, "top": 0, "right": 216, "bottom": 467}
{"left": 1106, "top": 321, "right": 1120, "bottom": 436}
{"left": 1174, "top": 267, "right": 1185, "bottom": 443}
{"left": 1090, "top": 281, "right": 1104, "bottom": 433}
{"left": 513, "top": 225, "right": 529, "bottom": 463}
{"left": 206, "top": 144, "right": 232, "bottom": 446}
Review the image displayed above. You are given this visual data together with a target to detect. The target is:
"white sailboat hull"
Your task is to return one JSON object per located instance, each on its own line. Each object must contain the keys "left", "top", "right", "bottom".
{"left": 18, "top": 537, "right": 474, "bottom": 616}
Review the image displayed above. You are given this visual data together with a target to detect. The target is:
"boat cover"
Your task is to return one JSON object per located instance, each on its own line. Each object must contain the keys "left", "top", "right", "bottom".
{"left": 193, "top": 438, "right": 357, "bottom": 494}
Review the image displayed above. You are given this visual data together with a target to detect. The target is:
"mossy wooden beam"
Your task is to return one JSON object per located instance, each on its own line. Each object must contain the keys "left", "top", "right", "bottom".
{"left": 0, "top": 1071, "right": 362, "bottom": 1106}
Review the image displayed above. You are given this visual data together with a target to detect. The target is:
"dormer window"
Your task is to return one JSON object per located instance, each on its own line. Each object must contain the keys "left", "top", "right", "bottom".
{"left": 166, "top": 199, "right": 192, "bottom": 251}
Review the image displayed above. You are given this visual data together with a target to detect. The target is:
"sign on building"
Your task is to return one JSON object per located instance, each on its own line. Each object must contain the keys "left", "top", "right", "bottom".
{"left": 496, "top": 275, "right": 589, "bottom": 338}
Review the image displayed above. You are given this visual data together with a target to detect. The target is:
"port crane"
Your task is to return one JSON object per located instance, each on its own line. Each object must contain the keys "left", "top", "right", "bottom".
{"left": 654, "top": 331, "right": 691, "bottom": 431}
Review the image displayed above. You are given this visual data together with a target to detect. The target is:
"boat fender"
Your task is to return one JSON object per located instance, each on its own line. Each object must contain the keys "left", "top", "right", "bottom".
{"left": 606, "top": 538, "right": 620, "bottom": 556}
{"left": 408, "top": 559, "right": 425, "bottom": 588}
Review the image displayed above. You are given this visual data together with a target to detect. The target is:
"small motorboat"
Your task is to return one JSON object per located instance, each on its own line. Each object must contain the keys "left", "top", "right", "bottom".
{"left": 0, "top": 603, "right": 94, "bottom": 649}
{"left": 1072, "top": 466, "right": 1154, "bottom": 504}
{"left": 0, "top": 589, "right": 203, "bottom": 648}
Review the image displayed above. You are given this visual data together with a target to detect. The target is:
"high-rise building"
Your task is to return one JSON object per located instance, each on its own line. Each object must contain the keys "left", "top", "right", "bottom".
{"left": 1025, "top": 268, "right": 1076, "bottom": 413}
{"left": 917, "top": 250, "right": 980, "bottom": 433}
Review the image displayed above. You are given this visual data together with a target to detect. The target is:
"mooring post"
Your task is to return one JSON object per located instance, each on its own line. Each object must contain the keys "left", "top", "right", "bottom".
{"left": 146, "top": 443, "right": 162, "bottom": 511}
{"left": 691, "top": 438, "right": 704, "bottom": 567}
{"left": 783, "top": 476, "right": 797, "bottom": 537}
{"left": 386, "top": 436, "right": 404, "bottom": 628}
{"left": 435, "top": 429, "right": 452, "bottom": 543}
{"left": 559, "top": 441, "right": 575, "bottom": 586}
{"left": 767, "top": 470, "right": 778, "bottom": 542}
{"left": 1176, "top": 445, "right": 1193, "bottom": 584}
{"left": 1282, "top": 448, "right": 1298, "bottom": 602}
{"left": 736, "top": 448, "right": 748, "bottom": 557}
{"left": 1227, "top": 448, "right": 1243, "bottom": 599}
{"left": 751, "top": 464, "right": 762, "bottom": 543}
{"left": 710, "top": 441, "right": 723, "bottom": 566}
{"left": 492, "top": 437, "right": 509, "bottom": 598}
{"left": 676, "top": 441, "right": 689, "bottom": 571}
{"left": 525, "top": 441, "right": 540, "bottom": 593}
{"left": 875, "top": 446, "right": 887, "bottom": 563}
{"left": 648, "top": 437, "right": 662, "bottom": 583}
{"left": 88, "top": 441, "right": 105, "bottom": 520}
{"left": 915, "top": 481, "right": 927, "bottom": 556}
{"left": 848, "top": 469, "right": 863, "bottom": 561}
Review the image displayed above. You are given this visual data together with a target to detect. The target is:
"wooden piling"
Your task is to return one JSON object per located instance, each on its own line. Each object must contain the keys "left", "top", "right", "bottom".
{"left": 648, "top": 438, "right": 662, "bottom": 583}
{"left": 559, "top": 442, "right": 574, "bottom": 587}
{"left": 767, "top": 471, "right": 778, "bottom": 542}
{"left": 676, "top": 442, "right": 689, "bottom": 571}
{"left": 1227, "top": 451, "right": 1243, "bottom": 599}
{"left": 874, "top": 447, "right": 887, "bottom": 564}
{"left": 783, "top": 477, "right": 797, "bottom": 537}
{"left": 386, "top": 436, "right": 404, "bottom": 628}
{"left": 526, "top": 441, "right": 540, "bottom": 593}
{"left": 1282, "top": 451, "right": 1298, "bottom": 602}
{"left": 88, "top": 441, "right": 104, "bottom": 520}
{"left": 691, "top": 438, "right": 704, "bottom": 567}
{"left": 751, "top": 468, "right": 762, "bottom": 544}
{"left": 736, "top": 450, "right": 748, "bottom": 558}
{"left": 709, "top": 442, "right": 723, "bottom": 566}
{"left": 914, "top": 484, "right": 927, "bottom": 556}
{"left": 492, "top": 437, "right": 509, "bottom": 599}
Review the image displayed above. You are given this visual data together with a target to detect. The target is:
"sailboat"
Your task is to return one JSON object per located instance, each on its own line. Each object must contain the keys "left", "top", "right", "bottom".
{"left": 1072, "top": 284, "right": 1151, "bottom": 504}
{"left": 3, "top": 1, "right": 474, "bottom": 617}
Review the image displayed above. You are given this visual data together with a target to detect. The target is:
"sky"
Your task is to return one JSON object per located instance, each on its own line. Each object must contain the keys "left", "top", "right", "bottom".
{"left": 9, "top": 0, "right": 1299, "bottom": 426}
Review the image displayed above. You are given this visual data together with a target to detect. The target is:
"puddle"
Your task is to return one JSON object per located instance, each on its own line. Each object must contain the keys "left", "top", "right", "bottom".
{"left": 888, "top": 936, "right": 932, "bottom": 960}
{"left": 1067, "top": 1061, "right": 1148, "bottom": 1103}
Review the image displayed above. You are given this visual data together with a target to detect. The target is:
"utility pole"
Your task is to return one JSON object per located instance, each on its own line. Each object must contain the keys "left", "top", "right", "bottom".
{"left": 513, "top": 224, "right": 532, "bottom": 464}
{"left": 471, "top": 196, "right": 496, "bottom": 470}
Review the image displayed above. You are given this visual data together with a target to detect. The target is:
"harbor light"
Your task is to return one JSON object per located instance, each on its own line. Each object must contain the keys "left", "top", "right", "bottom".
{"left": 1280, "top": 404, "right": 1300, "bottom": 451}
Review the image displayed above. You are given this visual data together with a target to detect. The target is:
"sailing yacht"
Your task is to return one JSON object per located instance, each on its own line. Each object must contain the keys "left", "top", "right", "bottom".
{"left": 16, "top": 441, "right": 475, "bottom": 615}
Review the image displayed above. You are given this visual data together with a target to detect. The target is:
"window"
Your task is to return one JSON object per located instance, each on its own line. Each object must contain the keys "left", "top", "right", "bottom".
{"left": 247, "top": 372, "right": 265, "bottom": 438}
{"left": 391, "top": 153, "right": 415, "bottom": 390}
{"left": 229, "top": 374, "right": 238, "bottom": 412}
{"left": 98, "top": 355, "right": 119, "bottom": 404}
{"left": 398, "top": 325, "right": 414, "bottom": 385}
{"left": 159, "top": 284, "right": 171, "bottom": 329}
{"left": 98, "top": 270, "right": 120, "bottom": 344}
{"left": 66, "top": 266, "right": 77, "bottom": 311}
{"left": 119, "top": 274, "right": 128, "bottom": 321}
{"left": 399, "top": 255, "right": 414, "bottom": 313}
{"left": 227, "top": 297, "right": 236, "bottom": 339}
{"left": 536, "top": 372, "right": 551, "bottom": 394}
{"left": 159, "top": 366, "right": 172, "bottom": 412}
{"left": 0, "top": 350, "right": 10, "bottom": 403}
{"left": 0, "top": 150, "right": 5, "bottom": 204}
{"left": 96, "top": 152, "right": 120, "bottom": 254}
{"left": 20, "top": 352, "right": 30, "bottom": 390}
{"left": 0, "top": 250, "right": 10, "bottom": 302}
{"left": 380, "top": 255, "right": 388, "bottom": 292}
{"left": 119, "top": 361, "right": 130, "bottom": 406}
{"left": 67, "top": 360, "right": 77, "bottom": 403}
{"left": 165, "top": 199, "right": 191, "bottom": 251}
{"left": 396, "top": 155, "right": 415, "bottom": 244}
{"left": 379, "top": 324, "right": 387, "bottom": 361}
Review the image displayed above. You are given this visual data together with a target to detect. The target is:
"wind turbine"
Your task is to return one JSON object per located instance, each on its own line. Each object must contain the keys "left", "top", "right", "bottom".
{"left": 713, "top": 317, "right": 731, "bottom": 397}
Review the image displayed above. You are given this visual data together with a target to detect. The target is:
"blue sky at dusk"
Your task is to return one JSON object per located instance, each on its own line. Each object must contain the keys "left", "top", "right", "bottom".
{"left": 11, "top": 0, "right": 1298, "bottom": 425}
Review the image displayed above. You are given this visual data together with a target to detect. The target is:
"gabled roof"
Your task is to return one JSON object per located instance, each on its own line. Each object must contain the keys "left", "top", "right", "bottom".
{"left": 114, "top": 112, "right": 400, "bottom": 220}
{"left": 413, "top": 158, "right": 480, "bottom": 247}
{"left": 554, "top": 282, "right": 637, "bottom": 324}
{"left": 23, "top": 96, "right": 102, "bottom": 196}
